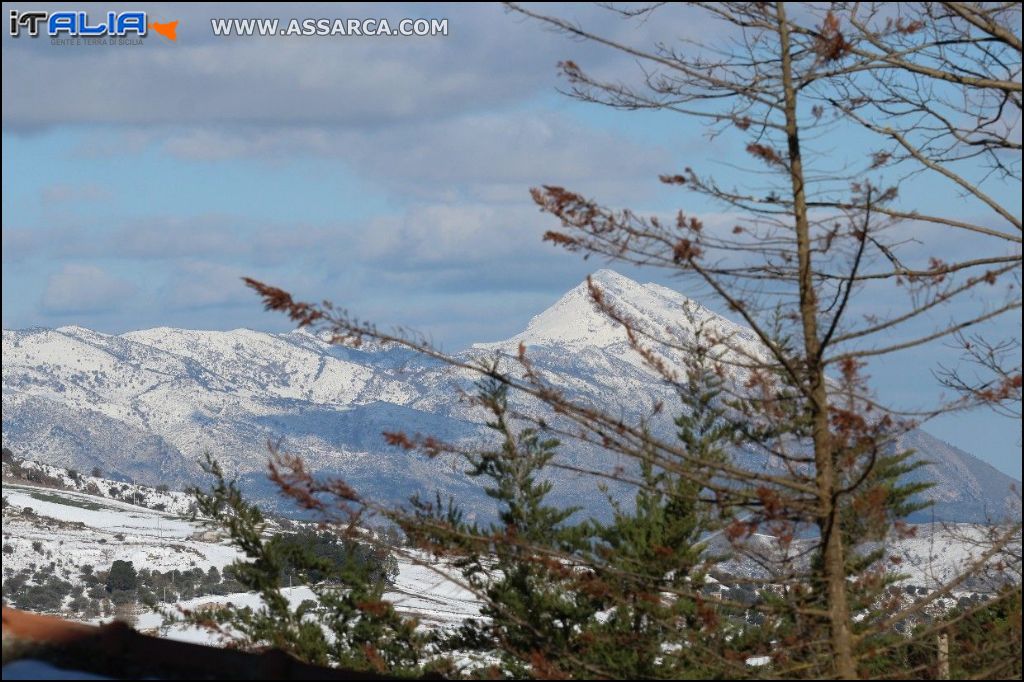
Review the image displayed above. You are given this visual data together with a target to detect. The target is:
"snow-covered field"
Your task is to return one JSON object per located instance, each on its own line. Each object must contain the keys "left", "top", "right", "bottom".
{"left": 3, "top": 457, "right": 197, "bottom": 515}
{"left": 883, "top": 523, "right": 1019, "bottom": 589}
{"left": 6, "top": 484, "right": 197, "bottom": 540}
{"left": 2, "top": 472, "right": 479, "bottom": 644}
{"left": 386, "top": 558, "right": 481, "bottom": 626}
{"left": 2, "top": 485, "right": 235, "bottom": 580}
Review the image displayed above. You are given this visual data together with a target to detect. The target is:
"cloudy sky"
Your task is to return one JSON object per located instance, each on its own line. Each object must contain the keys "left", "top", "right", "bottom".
{"left": 3, "top": 2, "right": 1020, "bottom": 477}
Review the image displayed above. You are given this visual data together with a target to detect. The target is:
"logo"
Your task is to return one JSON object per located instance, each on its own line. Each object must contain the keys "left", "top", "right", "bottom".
{"left": 149, "top": 20, "right": 177, "bottom": 41}
{"left": 9, "top": 10, "right": 177, "bottom": 41}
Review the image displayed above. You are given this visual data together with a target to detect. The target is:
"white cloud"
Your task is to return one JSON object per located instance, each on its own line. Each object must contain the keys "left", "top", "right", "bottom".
{"left": 3, "top": 4, "right": 567, "bottom": 129}
{"left": 162, "top": 261, "right": 252, "bottom": 309}
{"left": 3, "top": 3, "right": 723, "bottom": 131}
{"left": 40, "top": 265, "right": 137, "bottom": 314}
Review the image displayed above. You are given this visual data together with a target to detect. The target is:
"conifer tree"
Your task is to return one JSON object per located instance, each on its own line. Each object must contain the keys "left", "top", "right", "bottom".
{"left": 405, "top": 376, "right": 604, "bottom": 678}
{"left": 179, "top": 454, "right": 426, "bottom": 675}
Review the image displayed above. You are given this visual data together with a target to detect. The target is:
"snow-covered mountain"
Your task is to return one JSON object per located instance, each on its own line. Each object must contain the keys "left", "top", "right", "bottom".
{"left": 2, "top": 270, "right": 1019, "bottom": 522}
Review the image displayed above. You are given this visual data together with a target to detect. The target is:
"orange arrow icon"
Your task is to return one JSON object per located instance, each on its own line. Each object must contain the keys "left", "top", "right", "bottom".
{"left": 150, "top": 20, "right": 177, "bottom": 41}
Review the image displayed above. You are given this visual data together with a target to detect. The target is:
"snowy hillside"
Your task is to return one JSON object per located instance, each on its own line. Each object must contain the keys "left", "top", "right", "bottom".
{"left": 2, "top": 484, "right": 236, "bottom": 579}
{"left": 2, "top": 461, "right": 1011, "bottom": 644}
{"left": 1, "top": 462, "right": 478, "bottom": 636}
{"left": 3, "top": 454, "right": 196, "bottom": 516}
{"left": 2, "top": 270, "right": 1020, "bottom": 523}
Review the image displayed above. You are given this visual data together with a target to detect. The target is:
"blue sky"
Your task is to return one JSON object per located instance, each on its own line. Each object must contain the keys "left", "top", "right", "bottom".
{"left": 2, "top": 3, "right": 1021, "bottom": 478}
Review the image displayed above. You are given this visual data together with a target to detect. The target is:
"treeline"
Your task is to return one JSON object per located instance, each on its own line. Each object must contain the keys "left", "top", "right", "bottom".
{"left": 2, "top": 559, "right": 247, "bottom": 615}
{"left": 1, "top": 528, "right": 399, "bottom": 620}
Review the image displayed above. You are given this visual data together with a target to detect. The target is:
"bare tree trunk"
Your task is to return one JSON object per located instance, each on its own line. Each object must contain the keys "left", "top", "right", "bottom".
{"left": 937, "top": 633, "right": 950, "bottom": 680}
{"left": 776, "top": 3, "right": 856, "bottom": 678}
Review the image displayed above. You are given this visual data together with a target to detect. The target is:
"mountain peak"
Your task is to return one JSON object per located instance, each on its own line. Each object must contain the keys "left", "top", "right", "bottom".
{"left": 474, "top": 269, "right": 762, "bottom": 356}
{"left": 477, "top": 270, "right": 700, "bottom": 350}
{"left": 56, "top": 324, "right": 105, "bottom": 338}
{"left": 588, "top": 268, "right": 642, "bottom": 288}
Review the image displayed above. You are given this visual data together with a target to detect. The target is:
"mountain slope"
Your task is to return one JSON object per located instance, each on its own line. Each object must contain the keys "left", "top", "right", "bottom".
{"left": 2, "top": 270, "right": 1019, "bottom": 523}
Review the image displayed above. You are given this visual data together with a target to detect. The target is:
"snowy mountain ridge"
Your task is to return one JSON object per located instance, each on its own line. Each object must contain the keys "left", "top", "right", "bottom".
{"left": 2, "top": 270, "right": 1019, "bottom": 523}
